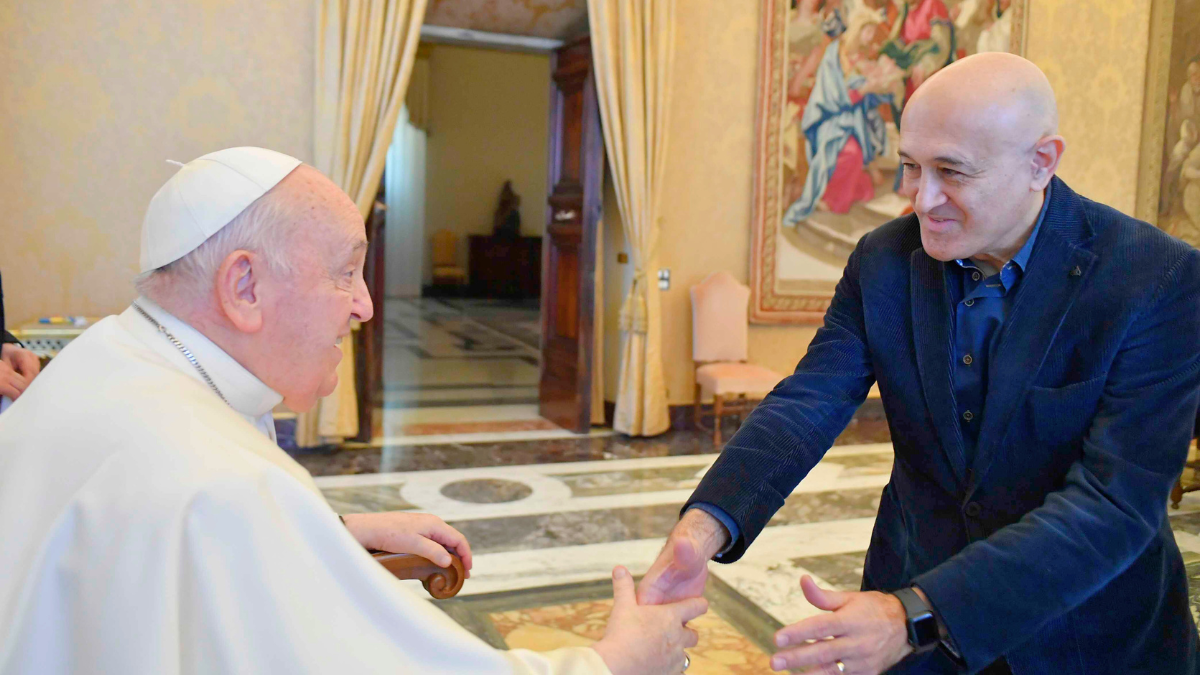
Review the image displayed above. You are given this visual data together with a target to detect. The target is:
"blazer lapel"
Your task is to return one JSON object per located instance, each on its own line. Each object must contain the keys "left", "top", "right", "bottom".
{"left": 970, "top": 179, "right": 1097, "bottom": 488}
{"left": 910, "top": 249, "right": 968, "bottom": 486}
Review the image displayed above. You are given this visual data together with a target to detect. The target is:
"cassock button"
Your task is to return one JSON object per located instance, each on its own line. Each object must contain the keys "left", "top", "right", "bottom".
{"left": 962, "top": 410, "right": 974, "bottom": 422}
{"left": 963, "top": 354, "right": 973, "bottom": 365}
{"left": 964, "top": 502, "right": 983, "bottom": 518}
{"left": 972, "top": 271, "right": 982, "bottom": 281}
{"left": 964, "top": 299, "right": 975, "bottom": 307}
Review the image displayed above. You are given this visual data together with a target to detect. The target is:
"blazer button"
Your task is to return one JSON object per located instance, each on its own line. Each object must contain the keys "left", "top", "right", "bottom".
{"left": 964, "top": 502, "right": 982, "bottom": 518}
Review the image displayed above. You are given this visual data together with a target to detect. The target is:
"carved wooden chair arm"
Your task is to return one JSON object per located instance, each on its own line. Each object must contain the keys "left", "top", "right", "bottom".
{"left": 370, "top": 550, "right": 466, "bottom": 599}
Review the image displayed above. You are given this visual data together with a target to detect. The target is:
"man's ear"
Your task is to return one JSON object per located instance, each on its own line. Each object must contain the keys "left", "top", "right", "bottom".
{"left": 1030, "top": 135, "right": 1066, "bottom": 190}
{"left": 214, "top": 250, "right": 265, "bottom": 334}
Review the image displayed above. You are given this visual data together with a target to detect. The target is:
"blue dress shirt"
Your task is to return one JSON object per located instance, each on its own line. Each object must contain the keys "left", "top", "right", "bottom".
{"left": 692, "top": 185, "right": 1053, "bottom": 555}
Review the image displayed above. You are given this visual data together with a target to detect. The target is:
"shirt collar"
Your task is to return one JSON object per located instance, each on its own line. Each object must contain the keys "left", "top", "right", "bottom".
{"left": 118, "top": 296, "right": 283, "bottom": 419}
{"left": 956, "top": 181, "right": 1052, "bottom": 276}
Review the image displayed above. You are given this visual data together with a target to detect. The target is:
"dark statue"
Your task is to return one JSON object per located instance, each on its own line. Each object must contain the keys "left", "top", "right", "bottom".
{"left": 493, "top": 181, "right": 522, "bottom": 239}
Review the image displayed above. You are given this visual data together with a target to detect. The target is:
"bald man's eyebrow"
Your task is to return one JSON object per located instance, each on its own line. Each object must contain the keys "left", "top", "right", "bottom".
{"left": 898, "top": 150, "right": 976, "bottom": 170}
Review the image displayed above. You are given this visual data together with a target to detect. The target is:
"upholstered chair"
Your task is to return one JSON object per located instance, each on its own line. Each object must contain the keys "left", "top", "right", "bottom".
{"left": 691, "top": 271, "right": 785, "bottom": 445}
{"left": 431, "top": 230, "right": 467, "bottom": 288}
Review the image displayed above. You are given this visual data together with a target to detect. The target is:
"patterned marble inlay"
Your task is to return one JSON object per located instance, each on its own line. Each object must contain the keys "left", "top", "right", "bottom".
{"left": 559, "top": 465, "right": 707, "bottom": 497}
{"left": 789, "top": 551, "right": 868, "bottom": 591}
{"left": 491, "top": 598, "right": 774, "bottom": 675}
{"left": 321, "top": 484, "right": 416, "bottom": 514}
{"left": 442, "top": 478, "right": 534, "bottom": 504}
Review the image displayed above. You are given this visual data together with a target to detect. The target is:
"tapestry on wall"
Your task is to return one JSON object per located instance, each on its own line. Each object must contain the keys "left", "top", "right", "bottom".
{"left": 1157, "top": 0, "right": 1200, "bottom": 248}
{"left": 750, "top": 0, "right": 1029, "bottom": 324}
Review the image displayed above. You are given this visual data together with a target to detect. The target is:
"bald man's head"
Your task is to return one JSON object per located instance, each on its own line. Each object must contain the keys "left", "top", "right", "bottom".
{"left": 896, "top": 53, "right": 1065, "bottom": 267}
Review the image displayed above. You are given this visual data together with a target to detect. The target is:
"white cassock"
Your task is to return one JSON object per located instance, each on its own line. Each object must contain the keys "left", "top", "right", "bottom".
{"left": 0, "top": 298, "right": 609, "bottom": 675}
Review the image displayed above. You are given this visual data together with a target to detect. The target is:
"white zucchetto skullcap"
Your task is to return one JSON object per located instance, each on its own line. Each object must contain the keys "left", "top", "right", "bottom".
{"left": 140, "top": 147, "right": 302, "bottom": 273}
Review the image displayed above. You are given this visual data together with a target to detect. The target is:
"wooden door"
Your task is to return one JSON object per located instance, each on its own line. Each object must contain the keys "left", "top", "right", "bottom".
{"left": 539, "top": 37, "right": 604, "bottom": 434}
{"left": 354, "top": 188, "right": 387, "bottom": 443}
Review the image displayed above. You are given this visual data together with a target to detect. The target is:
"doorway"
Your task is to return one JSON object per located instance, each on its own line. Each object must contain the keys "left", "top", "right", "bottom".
{"left": 370, "top": 19, "right": 603, "bottom": 445}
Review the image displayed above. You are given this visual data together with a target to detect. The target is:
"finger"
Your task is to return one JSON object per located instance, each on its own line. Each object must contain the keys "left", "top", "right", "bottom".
{"left": 424, "top": 520, "right": 473, "bottom": 572}
{"left": 611, "top": 566, "right": 636, "bottom": 609}
{"left": 682, "top": 627, "right": 699, "bottom": 649}
{"left": 801, "top": 574, "right": 851, "bottom": 612}
{"left": 0, "top": 379, "right": 19, "bottom": 401}
{"left": 2, "top": 372, "right": 28, "bottom": 397}
{"left": 669, "top": 596, "right": 709, "bottom": 623}
{"left": 776, "top": 613, "right": 843, "bottom": 646}
{"left": 405, "top": 536, "right": 454, "bottom": 568}
{"left": 771, "top": 638, "right": 850, "bottom": 672}
{"left": 17, "top": 352, "right": 40, "bottom": 378}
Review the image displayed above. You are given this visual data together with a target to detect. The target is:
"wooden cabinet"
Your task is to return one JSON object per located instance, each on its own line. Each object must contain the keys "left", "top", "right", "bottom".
{"left": 468, "top": 235, "right": 542, "bottom": 299}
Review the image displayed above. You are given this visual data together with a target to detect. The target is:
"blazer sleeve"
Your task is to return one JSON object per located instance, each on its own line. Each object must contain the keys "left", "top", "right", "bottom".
{"left": 914, "top": 246, "right": 1200, "bottom": 671}
{"left": 683, "top": 236, "right": 877, "bottom": 562}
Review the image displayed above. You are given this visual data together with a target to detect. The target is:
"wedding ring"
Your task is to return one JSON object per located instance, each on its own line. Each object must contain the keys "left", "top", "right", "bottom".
{"left": 836, "top": 660, "right": 846, "bottom": 673}
{"left": 682, "top": 653, "right": 690, "bottom": 671}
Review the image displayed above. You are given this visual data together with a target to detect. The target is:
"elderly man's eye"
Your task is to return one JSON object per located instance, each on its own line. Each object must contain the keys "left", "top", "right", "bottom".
{"left": 902, "top": 163, "right": 919, "bottom": 173}
{"left": 940, "top": 168, "right": 961, "bottom": 178}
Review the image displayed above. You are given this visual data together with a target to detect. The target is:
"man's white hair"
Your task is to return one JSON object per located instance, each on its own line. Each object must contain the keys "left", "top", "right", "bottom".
{"left": 133, "top": 187, "right": 297, "bottom": 306}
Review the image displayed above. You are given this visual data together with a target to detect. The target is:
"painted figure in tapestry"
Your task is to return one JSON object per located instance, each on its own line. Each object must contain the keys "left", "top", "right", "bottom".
{"left": 1159, "top": 0, "right": 1200, "bottom": 249}
{"left": 780, "top": 0, "right": 1015, "bottom": 267}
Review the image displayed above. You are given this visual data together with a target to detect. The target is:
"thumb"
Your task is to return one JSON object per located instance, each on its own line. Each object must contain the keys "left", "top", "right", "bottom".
{"left": 800, "top": 575, "right": 850, "bottom": 612}
{"left": 611, "top": 566, "right": 636, "bottom": 608}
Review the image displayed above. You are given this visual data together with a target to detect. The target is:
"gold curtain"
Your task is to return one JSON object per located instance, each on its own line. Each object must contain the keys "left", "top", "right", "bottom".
{"left": 297, "top": 0, "right": 429, "bottom": 447}
{"left": 587, "top": 0, "right": 674, "bottom": 436}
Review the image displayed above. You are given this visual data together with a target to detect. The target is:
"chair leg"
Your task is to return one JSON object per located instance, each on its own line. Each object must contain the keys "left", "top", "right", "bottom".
{"left": 1172, "top": 478, "right": 1184, "bottom": 510}
{"left": 713, "top": 395, "right": 724, "bottom": 446}
{"left": 694, "top": 384, "right": 702, "bottom": 431}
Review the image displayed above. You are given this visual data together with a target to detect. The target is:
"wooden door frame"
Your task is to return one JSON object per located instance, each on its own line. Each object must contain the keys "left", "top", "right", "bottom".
{"left": 539, "top": 35, "right": 603, "bottom": 434}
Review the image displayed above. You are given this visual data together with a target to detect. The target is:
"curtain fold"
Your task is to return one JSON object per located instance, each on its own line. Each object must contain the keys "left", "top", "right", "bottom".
{"left": 297, "top": 0, "right": 429, "bottom": 447}
{"left": 587, "top": 0, "right": 675, "bottom": 436}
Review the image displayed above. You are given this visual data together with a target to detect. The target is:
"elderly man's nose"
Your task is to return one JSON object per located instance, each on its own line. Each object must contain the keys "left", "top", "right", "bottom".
{"left": 353, "top": 282, "right": 375, "bottom": 323}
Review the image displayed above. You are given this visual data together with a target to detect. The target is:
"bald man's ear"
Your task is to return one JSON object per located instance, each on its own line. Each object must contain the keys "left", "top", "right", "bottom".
{"left": 214, "top": 250, "right": 265, "bottom": 334}
{"left": 1030, "top": 135, "right": 1066, "bottom": 190}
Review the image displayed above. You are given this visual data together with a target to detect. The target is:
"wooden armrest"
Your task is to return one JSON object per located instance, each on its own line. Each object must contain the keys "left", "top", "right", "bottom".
{"left": 370, "top": 550, "right": 466, "bottom": 599}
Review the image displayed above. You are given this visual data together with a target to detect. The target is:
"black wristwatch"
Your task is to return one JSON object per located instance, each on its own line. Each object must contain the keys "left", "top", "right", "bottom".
{"left": 891, "top": 587, "right": 940, "bottom": 654}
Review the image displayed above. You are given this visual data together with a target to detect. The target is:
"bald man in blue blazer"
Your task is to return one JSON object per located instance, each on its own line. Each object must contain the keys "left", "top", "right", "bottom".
{"left": 639, "top": 54, "right": 1200, "bottom": 674}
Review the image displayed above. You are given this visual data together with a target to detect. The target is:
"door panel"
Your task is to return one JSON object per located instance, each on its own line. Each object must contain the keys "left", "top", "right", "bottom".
{"left": 539, "top": 37, "right": 604, "bottom": 434}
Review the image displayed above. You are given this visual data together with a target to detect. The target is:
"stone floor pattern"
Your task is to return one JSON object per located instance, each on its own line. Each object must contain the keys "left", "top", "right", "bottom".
{"left": 314, "top": 296, "right": 1200, "bottom": 670}
{"left": 298, "top": 430, "right": 1200, "bottom": 672}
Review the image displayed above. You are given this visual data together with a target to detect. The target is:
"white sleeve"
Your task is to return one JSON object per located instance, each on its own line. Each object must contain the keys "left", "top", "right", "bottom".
{"left": 179, "top": 467, "right": 611, "bottom": 675}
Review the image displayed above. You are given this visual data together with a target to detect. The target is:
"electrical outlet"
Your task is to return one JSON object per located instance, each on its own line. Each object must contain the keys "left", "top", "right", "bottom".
{"left": 658, "top": 269, "right": 670, "bottom": 290}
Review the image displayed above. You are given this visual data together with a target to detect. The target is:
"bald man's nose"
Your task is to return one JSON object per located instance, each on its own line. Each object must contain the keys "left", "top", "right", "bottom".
{"left": 912, "top": 174, "right": 948, "bottom": 214}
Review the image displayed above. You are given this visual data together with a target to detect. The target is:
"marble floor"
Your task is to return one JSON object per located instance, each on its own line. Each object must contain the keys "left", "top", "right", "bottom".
{"left": 299, "top": 430, "right": 1200, "bottom": 668}
{"left": 376, "top": 297, "right": 614, "bottom": 445}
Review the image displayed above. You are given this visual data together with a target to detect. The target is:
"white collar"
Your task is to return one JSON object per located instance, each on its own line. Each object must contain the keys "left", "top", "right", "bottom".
{"left": 118, "top": 297, "right": 283, "bottom": 419}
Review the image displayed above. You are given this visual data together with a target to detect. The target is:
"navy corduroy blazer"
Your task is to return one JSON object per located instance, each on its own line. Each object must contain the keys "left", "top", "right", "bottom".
{"left": 686, "top": 177, "right": 1200, "bottom": 673}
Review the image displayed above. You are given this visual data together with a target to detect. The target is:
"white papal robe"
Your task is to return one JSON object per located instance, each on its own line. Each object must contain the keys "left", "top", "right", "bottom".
{"left": 0, "top": 298, "right": 609, "bottom": 675}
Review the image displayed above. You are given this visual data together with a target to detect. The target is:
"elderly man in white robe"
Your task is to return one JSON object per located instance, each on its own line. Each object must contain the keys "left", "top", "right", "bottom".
{"left": 0, "top": 148, "right": 705, "bottom": 675}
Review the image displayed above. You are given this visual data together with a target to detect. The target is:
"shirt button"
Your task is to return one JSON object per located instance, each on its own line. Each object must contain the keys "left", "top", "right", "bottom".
{"left": 963, "top": 410, "right": 974, "bottom": 422}
{"left": 972, "top": 271, "right": 982, "bottom": 281}
{"left": 964, "top": 299, "right": 975, "bottom": 307}
{"left": 964, "top": 502, "right": 983, "bottom": 518}
{"left": 963, "top": 354, "right": 973, "bottom": 365}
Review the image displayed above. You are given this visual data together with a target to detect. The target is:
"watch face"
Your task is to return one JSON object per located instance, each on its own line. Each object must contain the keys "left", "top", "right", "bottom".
{"left": 911, "top": 612, "right": 939, "bottom": 647}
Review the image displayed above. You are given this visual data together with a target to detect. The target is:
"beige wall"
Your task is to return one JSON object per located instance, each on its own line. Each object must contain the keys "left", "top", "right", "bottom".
{"left": 0, "top": 0, "right": 1158, "bottom": 407}
{"left": 604, "top": 0, "right": 1155, "bottom": 406}
{"left": 0, "top": 0, "right": 313, "bottom": 326}
{"left": 423, "top": 44, "right": 550, "bottom": 282}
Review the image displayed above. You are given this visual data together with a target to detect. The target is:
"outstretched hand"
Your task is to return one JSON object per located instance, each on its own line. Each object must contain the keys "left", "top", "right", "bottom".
{"left": 592, "top": 566, "right": 708, "bottom": 675}
{"left": 342, "top": 512, "right": 473, "bottom": 578}
{"left": 770, "top": 575, "right": 912, "bottom": 674}
{"left": 637, "top": 508, "right": 729, "bottom": 605}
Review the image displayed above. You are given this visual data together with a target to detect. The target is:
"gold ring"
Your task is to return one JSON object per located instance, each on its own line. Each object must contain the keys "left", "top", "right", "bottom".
{"left": 836, "top": 660, "right": 846, "bottom": 673}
